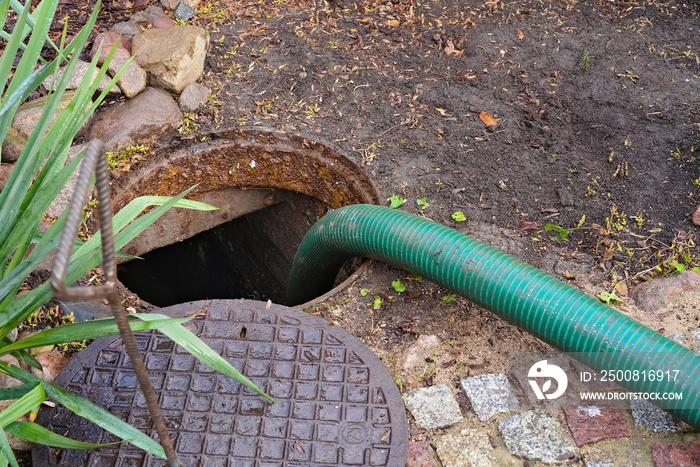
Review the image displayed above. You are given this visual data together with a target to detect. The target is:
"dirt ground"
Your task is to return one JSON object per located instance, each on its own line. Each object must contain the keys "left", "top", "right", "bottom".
{"left": 17, "top": 0, "right": 700, "bottom": 464}
{"left": 176, "top": 0, "right": 700, "bottom": 382}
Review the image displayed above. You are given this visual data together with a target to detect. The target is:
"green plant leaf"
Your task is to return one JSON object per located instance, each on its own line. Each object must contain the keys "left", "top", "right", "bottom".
{"left": 597, "top": 291, "right": 622, "bottom": 304}
{"left": 0, "top": 428, "right": 16, "bottom": 467}
{"left": 391, "top": 280, "right": 405, "bottom": 293}
{"left": 451, "top": 211, "right": 466, "bottom": 222}
{"left": 0, "top": 316, "right": 190, "bottom": 355}
{"left": 0, "top": 363, "right": 167, "bottom": 459}
{"left": 387, "top": 195, "right": 406, "bottom": 209}
{"left": 135, "top": 313, "right": 273, "bottom": 401}
{"left": 544, "top": 224, "right": 570, "bottom": 241}
{"left": 0, "top": 383, "right": 45, "bottom": 427}
{"left": 5, "top": 421, "right": 120, "bottom": 449}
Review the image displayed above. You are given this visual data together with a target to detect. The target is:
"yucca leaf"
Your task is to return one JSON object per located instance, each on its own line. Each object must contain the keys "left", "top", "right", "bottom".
{"left": 0, "top": 383, "right": 45, "bottom": 427}
{"left": 0, "top": 384, "right": 36, "bottom": 402}
{"left": 0, "top": 316, "right": 191, "bottom": 355}
{"left": 0, "top": 429, "right": 16, "bottom": 467}
{"left": 0, "top": 363, "right": 166, "bottom": 459}
{"left": 136, "top": 313, "right": 273, "bottom": 401}
{"left": 6, "top": 421, "right": 121, "bottom": 449}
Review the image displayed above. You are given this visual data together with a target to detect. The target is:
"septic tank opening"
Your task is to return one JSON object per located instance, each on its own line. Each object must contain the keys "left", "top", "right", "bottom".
{"left": 111, "top": 129, "right": 378, "bottom": 307}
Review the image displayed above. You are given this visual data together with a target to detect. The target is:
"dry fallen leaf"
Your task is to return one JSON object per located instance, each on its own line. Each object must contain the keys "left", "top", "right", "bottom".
{"left": 479, "top": 111, "right": 498, "bottom": 127}
{"left": 615, "top": 282, "right": 629, "bottom": 296}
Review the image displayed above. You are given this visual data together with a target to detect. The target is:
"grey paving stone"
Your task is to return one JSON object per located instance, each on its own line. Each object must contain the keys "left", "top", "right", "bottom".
{"left": 630, "top": 398, "right": 679, "bottom": 432}
{"left": 403, "top": 384, "right": 464, "bottom": 429}
{"left": 498, "top": 411, "right": 575, "bottom": 463}
{"left": 460, "top": 373, "right": 518, "bottom": 421}
{"left": 435, "top": 429, "right": 496, "bottom": 467}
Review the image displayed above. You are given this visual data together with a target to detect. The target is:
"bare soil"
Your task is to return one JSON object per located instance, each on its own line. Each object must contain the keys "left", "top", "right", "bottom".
{"left": 15, "top": 0, "right": 700, "bottom": 464}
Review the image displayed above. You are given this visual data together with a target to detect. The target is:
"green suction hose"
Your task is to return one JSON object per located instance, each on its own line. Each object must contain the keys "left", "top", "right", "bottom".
{"left": 287, "top": 204, "right": 700, "bottom": 428}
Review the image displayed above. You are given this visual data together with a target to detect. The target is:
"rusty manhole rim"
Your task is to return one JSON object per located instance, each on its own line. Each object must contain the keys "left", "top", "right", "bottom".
{"left": 111, "top": 128, "right": 379, "bottom": 308}
{"left": 33, "top": 299, "right": 409, "bottom": 466}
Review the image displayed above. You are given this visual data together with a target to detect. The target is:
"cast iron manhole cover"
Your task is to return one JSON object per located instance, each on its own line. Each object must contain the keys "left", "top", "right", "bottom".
{"left": 34, "top": 299, "right": 407, "bottom": 466}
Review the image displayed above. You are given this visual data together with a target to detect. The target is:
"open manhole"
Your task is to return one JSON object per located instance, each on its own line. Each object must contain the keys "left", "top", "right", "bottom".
{"left": 33, "top": 299, "right": 408, "bottom": 466}
{"left": 111, "top": 129, "right": 378, "bottom": 307}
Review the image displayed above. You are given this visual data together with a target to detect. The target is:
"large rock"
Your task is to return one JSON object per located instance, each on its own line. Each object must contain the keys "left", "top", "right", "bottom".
{"left": 1, "top": 91, "right": 92, "bottom": 163}
{"left": 88, "top": 87, "right": 183, "bottom": 152}
{"left": 0, "top": 163, "right": 12, "bottom": 192}
{"left": 108, "top": 58, "right": 147, "bottom": 99}
{"left": 45, "top": 144, "right": 86, "bottom": 218}
{"left": 90, "top": 31, "right": 132, "bottom": 65}
{"left": 41, "top": 60, "right": 120, "bottom": 96}
{"left": 132, "top": 25, "right": 210, "bottom": 93}
{"left": 631, "top": 271, "right": 700, "bottom": 313}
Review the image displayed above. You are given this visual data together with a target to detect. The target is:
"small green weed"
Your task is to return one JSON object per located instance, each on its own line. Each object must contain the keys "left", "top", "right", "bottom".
{"left": 388, "top": 195, "right": 406, "bottom": 208}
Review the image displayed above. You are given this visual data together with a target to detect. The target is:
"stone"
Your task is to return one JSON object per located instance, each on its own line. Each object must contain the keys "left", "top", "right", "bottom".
{"left": 460, "top": 373, "right": 518, "bottom": 421}
{"left": 669, "top": 332, "right": 687, "bottom": 347}
{"left": 108, "top": 58, "right": 147, "bottom": 99}
{"left": 30, "top": 351, "right": 69, "bottom": 383}
{"left": 691, "top": 328, "right": 700, "bottom": 352}
{"left": 41, "top": 59, "right": 120, "bottom": 96}
{"left": 406, "top": 441, "right": 438, "bottom": 467}
{"left": 403, "top": 335, "right": 439, "bottom": 373}
{"left": 179, "top": 82, "right": 211, "bottom": 112}
{"left": 153, "top": 15, "right": 177, "bottom": 29}
{"left": 630, "top": 398, "right": 680, "bottom": 432}
{"left": 161, "top": 0, "right": 180, "bottom": 9}
{"left": 498, "top": 411, "right": 576, "bottom": 463}
{"left": 434, "top": 429, "right": 496, "bottom": 467}
{"left": 110, "top": 21, "right": 143, "bottom": 41}
{"left": 132, "top": 25, "right": 209, "bottom": 93}
{"left": 1, "top": 91, "right": 92, "bottom": 163}
{"left": 0, "top": 163, "right": 13, "bottom": 192}
{"left": 630, "top": 270, "right": 700, "bottom": 313}
{"left": 45, "top": 144, "right": 86, "bottom": 218}
{"left": 583, "top": 449, "right": 615, "bottom": 467}
{"left": 174, "top": 0, "right": 196, "bottom": 21}
{"left": 693, "top": 204, "right": 700, "bottom": 226}
{"left": 88, "top": 87, "right": 183, "bottom": 152}
{"left": 563, "top": 405, "right": 630, "bottom": 446}
{"left": 0, "top": 355, "right": 22, "bottom": 389}
{"left": 403, "top": 384, "right": 464, "bottom": 429}
{"left": 90, "top": 31, "right": 132, "bottom": 65}
{"left": 131, "top": 6, "right": 168, "bottom": 26}
{"left": 651, "top": 442, "right": 700, "bottom": 467}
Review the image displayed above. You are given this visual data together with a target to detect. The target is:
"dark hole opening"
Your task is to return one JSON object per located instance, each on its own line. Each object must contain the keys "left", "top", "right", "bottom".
{"left": 117, "top": 191, "right": 358, "bottom": 307}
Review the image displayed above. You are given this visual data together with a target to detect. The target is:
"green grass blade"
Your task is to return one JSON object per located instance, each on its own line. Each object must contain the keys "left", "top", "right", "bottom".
{"left": 0, "top": 0, "right": 32, "bottom": 99}
{"left": 0, "top": 363, "right": 166, "bottom": 459}
{"left": 0, "top": 317, "right": 191, "bottom": 355}
{"left": 136, "top": 313, "right": 273, "bottom": 401}
{"left": 0, "top": 429, "right": 17, "bottom": 467}
{"left": 0, "top": 383, "right": 45, "bottom": 426}
{"left": 4, "top": 0, "right": 58, "bottom": 99}
{"left": 0, "top": 147, "right": 83, "bottom": 280}
{"left": 5, "top": 421, "right": 121, "bottom": 449}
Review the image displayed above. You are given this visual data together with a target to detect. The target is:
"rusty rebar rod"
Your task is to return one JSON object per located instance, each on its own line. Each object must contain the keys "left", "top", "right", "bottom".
{"left": 50, "top": 139, "right": 180, "bottom": 467}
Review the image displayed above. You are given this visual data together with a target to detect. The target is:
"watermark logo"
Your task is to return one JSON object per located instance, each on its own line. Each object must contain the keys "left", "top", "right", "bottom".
{"left": 528, "top": 360, "right": 568, "bottom": 400}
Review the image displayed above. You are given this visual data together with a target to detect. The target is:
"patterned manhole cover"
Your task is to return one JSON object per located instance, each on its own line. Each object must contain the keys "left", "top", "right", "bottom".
{"left": 33, "top": 299, "right": 407, "bottom": 466}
